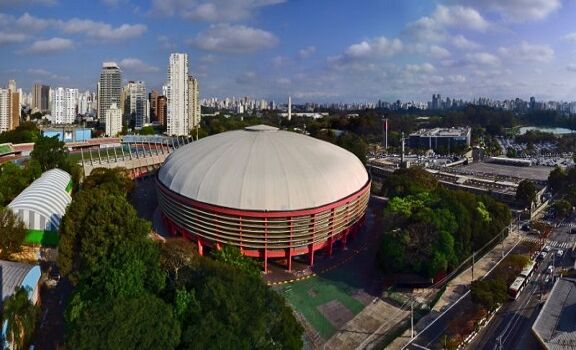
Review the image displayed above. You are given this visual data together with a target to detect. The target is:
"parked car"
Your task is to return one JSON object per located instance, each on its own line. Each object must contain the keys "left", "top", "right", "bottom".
{"left": 537, "top": 251, "right": 547, "bottom": 261}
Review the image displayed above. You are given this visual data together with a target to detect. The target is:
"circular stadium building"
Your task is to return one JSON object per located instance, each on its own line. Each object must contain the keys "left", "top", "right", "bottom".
{"left": 156, "top": 125, "right": 370, "bottom": 271}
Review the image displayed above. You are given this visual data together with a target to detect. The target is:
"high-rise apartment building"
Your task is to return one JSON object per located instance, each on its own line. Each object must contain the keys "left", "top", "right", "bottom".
{"left": 157, "top": 95, "right": 167, "bottom": 126}
{"left": 32, "top": 84, "right": 50, "bottom": 112}
{"left": 167, "top": 53, "right": 189, "bottom": 136}
{"left": 149, "top": 90, "right": 159, "bottom": 123}
{"left": 127, "top": 81, "right": 147, "bottom": 129}
{"left": 187, "top": 75, "right": 200, "bottom": 129}
{"left": 0, "top": 89, "right": 9, "bottom": 132}
{"left": 7, "top": 80, "right": 19, "bottom": 129}
{"left": 52, "top": 87, "right": 78, "bottom": 124}
{"left": 98, "top": 62, "right": 121, "bottom": 121}
{"left": 105, "top": 103, "right": 122, "bottom": 137}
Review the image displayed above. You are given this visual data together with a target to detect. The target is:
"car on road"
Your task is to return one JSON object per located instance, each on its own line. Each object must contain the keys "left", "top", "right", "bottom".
{"left": 522, "top": 224, "right": 530, "bottom": 232}
{"left": 547, "top": 265, "right": 555, "bottom": 274}
{"left": 571, "top": 228, "right": 576, "bottom": 234}
{"left": 557, "top": 249, "right": 564, "bottom": 257}
{"left": 543, "top": 245, "right": 551, "bottom": 252}
{"left": 537, "top": 252, "right": 547, "bottom": 261}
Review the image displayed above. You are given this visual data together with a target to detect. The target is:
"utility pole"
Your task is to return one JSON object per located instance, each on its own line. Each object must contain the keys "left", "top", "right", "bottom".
{"left": 411, "top": 301, "right": 414, "bottom": 339}
{"left": 472, "top": 251, "right": 475, "bottom": 281}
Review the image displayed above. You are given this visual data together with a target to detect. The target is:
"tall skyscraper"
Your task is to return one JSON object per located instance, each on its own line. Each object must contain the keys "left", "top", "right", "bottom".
{"left": 127, "top": 81, "right": 147, "bottom": 129}
{"left": 0, "top": 89, "right": 9, "bottom": 132}
{"left": 52, "top": 87, "right": 78, "bottom": 124}
{"left": 167, "top": 53, "right": 189, "bottom": 136}
{"left": 187, "top": 75, "right": 200, "bottom": 129}
{"left": 105, "top": 103, "right": 122, "bottom": 137}
{"left": 98, "top": 62, "right": 121, "bottom": 121}
{"left": 7, "top": 80, "right": 19, "bottom": 129}
{"left": 157, "top": 95, "right": 167, "bottom": 126}
{"left": 32, "top": 84, "right": 50, "bottom": 112}
{"left": 149, "top": 90, "right": 159, "bottom": 123}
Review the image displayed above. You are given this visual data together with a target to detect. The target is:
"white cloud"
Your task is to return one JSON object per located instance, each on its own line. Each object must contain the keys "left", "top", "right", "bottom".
{"left": 407, "top": 5, "right": 490, "bottom": 42}
{"left": 464, "top": 0, "right": 561, "bottom": 22}
{"left": 22, "top": 37, "right": 73, "bottom": 54}
{"left": 272, "top": 55, "right": 290, "bottom": 67}
{"left": 60, "top": 19, "right": 147, "bottom": 40}
{"left": 465, "top": 52, "right": 500, "bottom": 66}
{"left": 563, "top": 32, "right": 576, "bottom": 42}
{"left": 566, "top": 64, "right": 576, "bottom": 72}
{"left": 452, "top": 35, "right": 481, "bottom": 49}
{"left": 447, "top": 74, "right": 466, "bottom": 83}
{"left": 429, "top": 45, "right": 451, "bottom": 59}
{"left": 0, "top": 0, "right": 57, "bottom": 6}
{"left": 235, "top": 71, "right": 258, "bottom": 84}
{"left": 298, "top": 46, "right": 316, "bottom": 59}
{"left": 331, "top": 36, "right": 403, "bottom": 66}
{"left": 189, "top": 24, "right": 278, "bottom": 53}
{"left": 26, "top": 68, "right": 69, "bottom": 80}
{"left": 0, "top": 31, "right": 27, "bottom": 45}
{"left": 404, "top": 63, "right": 436, "bottom": 74}
{"left": 150, "top": 0, "right": 284, "bottom": 22}
{"left": 498, "top": 42, "right": 554, "bottom": 63}
{"left": 119, "top": 58, "right": 159, "bottom": 73}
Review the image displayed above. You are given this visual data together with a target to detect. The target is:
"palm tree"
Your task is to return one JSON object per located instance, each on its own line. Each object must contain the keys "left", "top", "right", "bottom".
{"left": 2, "top": 287, "right": 38, "bottom": 350}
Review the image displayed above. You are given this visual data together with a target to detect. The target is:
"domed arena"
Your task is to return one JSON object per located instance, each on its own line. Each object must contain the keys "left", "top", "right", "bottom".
{"left": 156, "top": 125, "right": 370, "bottom": 271}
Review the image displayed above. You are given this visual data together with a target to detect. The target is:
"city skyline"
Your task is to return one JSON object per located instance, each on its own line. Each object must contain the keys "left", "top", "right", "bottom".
{"left": 1, "top": 1, "right": 576, "bottom": 102}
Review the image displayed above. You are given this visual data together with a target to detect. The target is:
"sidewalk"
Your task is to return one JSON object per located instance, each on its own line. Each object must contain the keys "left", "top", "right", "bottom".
{"left": 386, "top": 229, "right": 522, "bottom": 350}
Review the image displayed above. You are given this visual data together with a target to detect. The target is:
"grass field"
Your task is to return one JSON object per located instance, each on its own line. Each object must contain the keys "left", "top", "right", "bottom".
{"left": 280, "top": 276, "right": 365, "bottom": 339}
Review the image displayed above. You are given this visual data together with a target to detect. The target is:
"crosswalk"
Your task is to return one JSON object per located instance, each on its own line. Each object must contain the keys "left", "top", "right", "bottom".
{"left": 522, "top": 236, "right": 574, "bottom": 249}
{"left": 556, "top": 222, "right": 576, "bottom": 228}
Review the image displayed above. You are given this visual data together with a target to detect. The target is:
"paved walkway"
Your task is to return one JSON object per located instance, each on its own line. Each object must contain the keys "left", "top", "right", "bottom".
{"left": 385, "top": 229, "right": 522, "bottom": 350}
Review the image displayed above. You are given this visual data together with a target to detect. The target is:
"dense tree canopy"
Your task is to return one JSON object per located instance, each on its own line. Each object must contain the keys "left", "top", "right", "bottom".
{"left": 170, "top": 257, "right": 303, "bottom": 350}
{"left": 81, "top": 167, "right": 134, "bottom": 195}
{"left": 66, "top": 294, "right": 180, "bottom": 350}
{"left": 30, "top": 135, "right": 67, "bottom": 172}
{"left": 516, "top": 180, "right": 537, "bottom": 208}
{"left": 0, "top": 160, "right": 41, "bottom": 206}
{"left": 0, "top": 207, "right": 27, "bottom": 259}
{"left": 0, "top": 122, "right": 40, "bottom": 144}
{"left": 377, "top": 168, "right": 511, "bottom": 279}
{"left": 2, "top": 287, "right": 38, "bottom": 350}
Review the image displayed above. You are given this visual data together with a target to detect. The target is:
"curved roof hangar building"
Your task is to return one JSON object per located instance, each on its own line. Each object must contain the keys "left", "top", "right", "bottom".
{"left": 157, "top": 125, "right": 370, "bottom": 271}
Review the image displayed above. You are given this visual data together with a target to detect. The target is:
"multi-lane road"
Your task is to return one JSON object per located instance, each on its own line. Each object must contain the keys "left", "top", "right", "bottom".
{"left": 469, "top": 224, "right": 576, "bottom": 350}
{"left": 405, "top": 221, "right": 576, "bottom": 350}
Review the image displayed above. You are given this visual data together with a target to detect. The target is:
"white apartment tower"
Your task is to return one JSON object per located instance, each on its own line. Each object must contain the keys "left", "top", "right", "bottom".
{"left": 167, "top": 53, "right": 189, "bottom": 136}
{"left": 127, "top": 81, "right": 147, "bottom": 129}
{"left": 105, "top": 103, "right": 122, "bottom": 137}
{"left": 0, "top": 89, "right": 9, "bottom": 132}
{"left": 52, "top": 88, "right": 78, "bottom": 124}
{"left": 188, "top": 75, "right": 200, "bottom": 129}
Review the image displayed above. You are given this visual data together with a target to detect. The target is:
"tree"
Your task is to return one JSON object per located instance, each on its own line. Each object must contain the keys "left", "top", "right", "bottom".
{"left": 138, "top": 126, "right": 155, "bottom": 135}
{"left": 66, "top": 294, "right": 181, "bottom": 350}
{"left": 0, "top": 208, "right": 27, "bottom": 259}
{"left": 82, "top": 167, "right": 134, "bottom": 195}
{"left": 516, "top": 180, "right": 537, "bottom": 208}
{"left": 211, "top": 245, "right": 261, "bottom": 277}
{"left": 553, "top": 199, "right": 572, "bottom": 219}
{"left": 2, "top": 287, "right": 38, "bottom": 350}
{"left": 175, "top": 257, "right": 303, "bottom": 350}
{"left": 159, "top": 238, "right": 198, "bottom": 286}
{"left": 30, "top": 135, "right": 67, "bottom": 171}
{"left": 470, "top": 279, "right": 507, "bottom": 311}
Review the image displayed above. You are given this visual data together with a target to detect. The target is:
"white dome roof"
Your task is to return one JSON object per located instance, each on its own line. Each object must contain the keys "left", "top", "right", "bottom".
{"left": 157, "top": 125, "right": 369, "bottom": 211}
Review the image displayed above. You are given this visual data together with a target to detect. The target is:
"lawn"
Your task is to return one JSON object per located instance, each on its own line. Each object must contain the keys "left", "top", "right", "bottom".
{"left": 280, "top": 276, "right": 365, "bottom": 339}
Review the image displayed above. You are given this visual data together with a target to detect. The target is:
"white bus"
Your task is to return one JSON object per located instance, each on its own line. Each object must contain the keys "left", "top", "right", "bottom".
{"left": 509, "top": 276, "right": 527, "bottom": 300}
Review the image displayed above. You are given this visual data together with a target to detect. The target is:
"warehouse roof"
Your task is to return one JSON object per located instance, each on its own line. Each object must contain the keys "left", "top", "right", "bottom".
{"left": 158, "top": 125, "right": 369, "bottom": 211}
{"left": 8, "top": 168, "right": 72, "bottom": 231}
{"left": 532, "top": 277, "right": 576, "bottom": 350}
{"left": 0, "top": 260, "right": 40, "bottom": 301}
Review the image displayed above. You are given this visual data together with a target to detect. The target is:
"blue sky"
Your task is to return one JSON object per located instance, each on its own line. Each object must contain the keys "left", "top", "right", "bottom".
{"left": 1, "top": 0, "right": 576, "bottom": 103}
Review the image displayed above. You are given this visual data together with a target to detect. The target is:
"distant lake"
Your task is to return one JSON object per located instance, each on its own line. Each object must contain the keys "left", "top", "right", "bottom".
{"left": 518, "top": 126, "right": 575, "bottom": 135}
